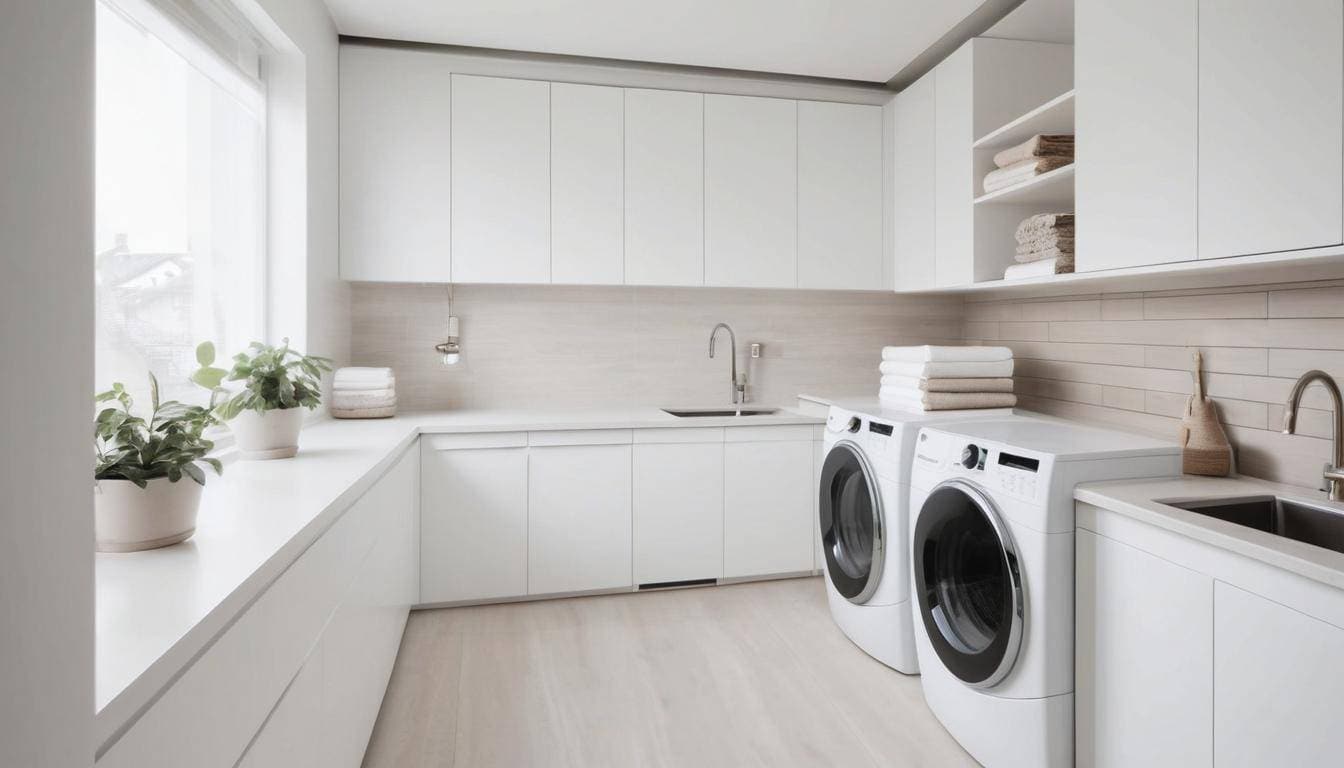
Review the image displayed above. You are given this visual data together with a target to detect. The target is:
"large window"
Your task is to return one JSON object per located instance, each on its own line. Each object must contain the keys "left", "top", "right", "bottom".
{"left": 95, "top": 0, "right": 265, "bottom": 403}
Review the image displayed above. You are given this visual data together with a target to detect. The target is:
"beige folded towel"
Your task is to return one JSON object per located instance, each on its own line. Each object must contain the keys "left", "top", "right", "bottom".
{"left": 1016, "top": 235, "right": 1076, "bottom": 263}
{"left": 1004, "top": 257, "right": 1074, "bottom": 280}
{"left": 879, "top": 390, "right": 1018, "bottom": 412}
{"left": 1015, "top": 213, "right": 1075, "bottom": 244}
{"left": 983, "top": 157, "right": 1073, "bottom": 193}
{"left": 993, "top": 134, "right": 1074, "bottom": 169}
{"left": 880, "top": 375, "right": 1015, "bottom": 393}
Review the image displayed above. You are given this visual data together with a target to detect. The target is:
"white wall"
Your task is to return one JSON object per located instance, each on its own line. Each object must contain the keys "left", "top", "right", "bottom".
{"left": 0, "top": 2, "right": 96, "bottom": 766}
{"left": 242, "top": 0, "right": 350, "bottom": 386}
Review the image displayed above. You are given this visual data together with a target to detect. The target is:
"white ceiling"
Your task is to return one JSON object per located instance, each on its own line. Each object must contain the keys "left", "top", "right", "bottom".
{"left": 322, "top": 0, "right": 992, "bottom": 83}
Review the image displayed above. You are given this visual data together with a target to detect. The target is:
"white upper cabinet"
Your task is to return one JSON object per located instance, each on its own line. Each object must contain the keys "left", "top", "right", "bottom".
{"left": 797, "top": 101, "right": 883, "bottom": 290}
{"left": 1197, "top": 0, "right": 1343, "bottom": 259}
{"left": 551, "top": 83, "right": 624, "bottom": 284}
{"left": 625, "top": 88, "right": 705, "bottom": 286}
{"left": 450, "top": 74, "right": 551, "bottom": 283}
{"left": 892, "top": 73, "right": 938, "bottom": 291}
{"left": 704, "top": 94, "right": 798, "bottom": 288}
{"left": 339, "top": 46, "right": 452, "bottom": 283}
{"left": 1075, "top": 0, "right": 1198, "bottom": 272}
{"left": 933, "top": 45, "right": 975, "bottom": 288}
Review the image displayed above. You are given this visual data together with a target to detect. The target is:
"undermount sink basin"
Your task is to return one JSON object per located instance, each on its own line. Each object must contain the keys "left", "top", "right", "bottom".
{"left": 662, "top": 408, "right": 780, "bottom": 418}
{"left": 1162, "top": 495, "right": 1344, "bottom": 555}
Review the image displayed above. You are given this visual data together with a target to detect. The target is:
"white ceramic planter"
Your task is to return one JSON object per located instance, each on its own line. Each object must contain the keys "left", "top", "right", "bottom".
{"left": 230, "top": 406, "right": 306, "bottom": 460}
{"left": 95, "top": 476, "right": 203, "bottom": 553}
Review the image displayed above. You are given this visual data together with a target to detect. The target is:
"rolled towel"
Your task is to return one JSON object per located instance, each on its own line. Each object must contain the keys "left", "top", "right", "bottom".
{"left": 879, "top": 389, "right": 1018, "bottom": 412}
{"left": 993, "top": 134, "right": 1074, "bottom": 169}
{"left": 982, "top": 157, "right": 1072, "bottom": 193}
{"left": 879, "top": 359, "right": 1015, "bottom": 379}
{"left": 880, "top": 375, "right": 1015, "bottom": 393}
{"left": 1004, "top": 258, "right": 1074, "bottom": 280}
{"left": 881, "top": 345, "right": 1013, "bottom": 363}
{"left": 1015, "top": 213, "right": 1074, "bottom": 244}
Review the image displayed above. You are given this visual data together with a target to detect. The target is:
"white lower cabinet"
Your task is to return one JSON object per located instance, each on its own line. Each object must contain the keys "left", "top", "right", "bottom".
{"left": 1213, "top": 582, "right": 1344, "bottom": 766}
{"left": 99, "top": 448, "right": 418, "bottom": 768}
{"left": 419, "top": 433, "right": 529, "bottom": 604}
{"left": 528, "top": 432, "right": 634, "bottom": 595}
{"left": 723, "top": 427, "right": 815, "bottom": 579}
{"left": 632, "top": 429, "right": 724, "bottom": 586}
{"left": 1075, "top": 528, "right": 1213, "bottom": 768}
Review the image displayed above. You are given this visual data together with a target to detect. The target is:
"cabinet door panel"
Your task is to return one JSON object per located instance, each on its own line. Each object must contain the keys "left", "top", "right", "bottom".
{"left": 551, "top": 83, "right": 624, "bottom": 284}
{"left": 420, "top": 444, "right": 528, "bottom": 603}
{"left": 1197, "top": 0, "right": 1343, "bottom": 258}
{"left": 624, "top": 88, "right": 703, "bottom": 286}
{"left": 451, "top": 74, "right": 550, "bottom": 283}
{"left": 723, "top": 440, "right": 813, "bottom": 578}
{"left": 798, "top": 101, "right": 883, "bottom": 290}
{"left": 1214, "top": 581, "right": 1344, "bottom": 766}
{"left": 528, "top": 444, "right": 632, "bottom": 594}
{"left": 933, "top": 47, "right": 973, "bottom": 288}
{"left": 236, "top": 649, "right": 323, "bottom": 768}
{"left": 1075, "top": 0, "right": 1197, "bottom": 271}
{"left": 704, "top": 94, "right": 797, "bottom": 288}
{"left": 1075, "top": 529, "right": 1213, "bottom": 768}
{"left": 893, "top": 73, "right": 937, "bottom": 291}
{"left": 633, "top": 442, "right": 723, "bottom": 585}
{"left": 339, "top": 46, "right": 452, "bottom": 282}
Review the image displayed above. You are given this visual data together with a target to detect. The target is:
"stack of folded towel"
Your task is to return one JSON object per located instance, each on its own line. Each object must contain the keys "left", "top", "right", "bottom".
{"left": 331, "top": 367, "right": 396, "bottom": 419}
{"left": 982, "top": 133, "right": 1074, "bottom": 194}
{"left": 878, "top": 346, "right": 1017, "bottom": 412}
{"left": 1005, "top": 212, "right": 1075, "bottom": 279}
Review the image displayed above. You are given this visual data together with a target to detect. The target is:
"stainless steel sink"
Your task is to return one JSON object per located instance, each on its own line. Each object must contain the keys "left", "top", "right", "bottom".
{"left": 662, "top": 408, "right": 779, "bottom": 418}
{"left": 1162, "top": 495, "right": 1344, "bottom": 555}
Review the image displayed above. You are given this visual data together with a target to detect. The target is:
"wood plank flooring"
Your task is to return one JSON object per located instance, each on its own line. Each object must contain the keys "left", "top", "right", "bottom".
{"left": 362, "top": 576, "right": 976, "bottom": 767}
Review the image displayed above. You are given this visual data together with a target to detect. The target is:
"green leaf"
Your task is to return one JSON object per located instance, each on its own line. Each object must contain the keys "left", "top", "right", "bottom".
{"left": 190, "top": 366, "right": 227, "bottom": 390}
{"left": 148, "top": 372, "right": 160, "bottom": 414}
{"left": 195, "top": 341, "right": 216, "bottom": 366}
{"left": 181, "top": 462, "right": 205, "bottom": 486}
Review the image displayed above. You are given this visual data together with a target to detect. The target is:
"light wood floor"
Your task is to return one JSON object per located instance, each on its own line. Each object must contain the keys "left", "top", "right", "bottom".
{"left": 362, "top": 576, "right": 977, "bottom": 767}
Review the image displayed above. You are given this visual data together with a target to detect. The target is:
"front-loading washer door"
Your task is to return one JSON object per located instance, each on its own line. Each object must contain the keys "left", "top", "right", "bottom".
{"left": 913, "top": 479, "right": 1024, "bottom": 689}
{"left": 819, "top": 440, "right": 884, "bottom": 604}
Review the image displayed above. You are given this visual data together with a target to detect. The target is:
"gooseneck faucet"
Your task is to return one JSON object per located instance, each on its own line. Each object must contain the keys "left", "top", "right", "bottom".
{"left": 708, "top": 322, "right": 746, "bottom": 405}
{"left": 1282, "top": 369, "right": 1344, "bottom": 501}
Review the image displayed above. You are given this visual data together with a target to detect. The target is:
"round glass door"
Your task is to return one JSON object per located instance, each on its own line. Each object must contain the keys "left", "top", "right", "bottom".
{"left": 819, "top": 441, "right": 884, "bottom": 604}
{"left": 912, "top": 479, "right": 1024, "bottom": 688}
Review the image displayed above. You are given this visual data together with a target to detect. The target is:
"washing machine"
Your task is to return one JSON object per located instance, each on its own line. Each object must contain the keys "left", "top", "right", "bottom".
{"left": 818, "top": 400, "right": 1013, "bottom": 673}
{"left": 907, "top": 416, "right": 1180, "bottom": 767}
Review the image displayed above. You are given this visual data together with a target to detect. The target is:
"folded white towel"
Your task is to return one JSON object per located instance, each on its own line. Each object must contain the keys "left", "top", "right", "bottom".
{"left": 882, "top": 345, "right": 1013, "bottom": 363}
{"left": 880, "top": 375, "right": 1015, "bottom": 393}
{"left": 333, "top": 366, "right": 395, "bottom": 384}
{"left": 331, "top": 391, "right": 397, "bottom": 409}
{"left": 1003, "top": 258, "right": 1073, "bottom": 280}
{"left": 332, "top": 380, "right": 397, "bottom": 393}
{"left": 879, "top": 359, "right": 1015, "bottom": 379}
{"left": 879, "top": 389, "right": 1018, "bottom": 411}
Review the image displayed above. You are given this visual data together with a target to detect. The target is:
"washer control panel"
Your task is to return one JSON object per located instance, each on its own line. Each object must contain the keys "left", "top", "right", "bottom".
{"left": 915, "top": 429, "right": 1046, "bottom": 503}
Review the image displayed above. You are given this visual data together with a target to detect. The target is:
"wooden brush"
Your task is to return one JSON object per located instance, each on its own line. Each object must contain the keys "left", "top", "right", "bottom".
{"left": 1180, "top": 350, "right": 1233, "bottom": 476}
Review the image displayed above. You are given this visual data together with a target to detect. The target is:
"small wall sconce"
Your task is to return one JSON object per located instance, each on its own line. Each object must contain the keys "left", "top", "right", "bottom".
{"left": 435, "top": 315, "right": 461, "bottom": 365}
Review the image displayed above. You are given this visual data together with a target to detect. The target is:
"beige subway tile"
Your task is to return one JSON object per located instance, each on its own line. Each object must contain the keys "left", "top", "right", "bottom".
{"left": 1143, "top": 292, "right": 1267, "bottom": 320}
{"left": 1266, "top": 403, "right": 1336, "bottom": 440}
{"left": 1016, "top": 359, "right": 1191, "bottom": 393}
{"left": 1005, "top": 340, "right": 1147, "bottom": 366}
{"left": 1100, "top": 297, "right": 1144, "bottom": 320}
{"left": 1266, "top": 318, "right": 1344, "bottom": 350}
{"left": 1101, "top": 386, "right": 1146, "bottom": 412}
{"left": 1143, "top": 346, "right": 1268, "bottom": 375}
{"left": 1016, "top": 395, "right": 1182, "bottom": 440}
{"left": 1268, "top": 286, "right": 1344, "bottom": 318}
{"left": 1017, "top": 299, "right": 1102, "bottom": 322}
{"left": 963, "top": 321, "right": 1000, "bottom": 341}
{"left": 998, "top": 321, "right": 1049, "bottom": 341}
{"left": 1225, "top": 425, "right": 1336, "bottom": 490}
{"left": 1266, "top": 348, "right": 1344, "bottom": 379}
{"left": 1049, "top": 319, "right": 1269, "bottom": 347}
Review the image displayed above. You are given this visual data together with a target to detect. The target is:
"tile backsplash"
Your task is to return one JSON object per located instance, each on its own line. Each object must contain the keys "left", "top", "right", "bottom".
{"left": 964, "top": 280, "right": 1344, "bottom": 490}
{"left": 351, "top": 283, "right": 964, "bottom": 411}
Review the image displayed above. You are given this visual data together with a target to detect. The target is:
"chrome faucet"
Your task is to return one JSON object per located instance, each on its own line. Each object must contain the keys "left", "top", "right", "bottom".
{"left": 708, "top": 322, "right": 746, "bottom": 404}
{"left": 1282, "top": 369, "right": 1344, "bottom": 501}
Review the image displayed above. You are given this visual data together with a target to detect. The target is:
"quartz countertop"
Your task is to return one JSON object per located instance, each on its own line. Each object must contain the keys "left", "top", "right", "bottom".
{"left": 1075, "top": 474, "right": 1344, "bottom": 591}
{"left": 95, "top": 405, "right": 822, "bottom": 746}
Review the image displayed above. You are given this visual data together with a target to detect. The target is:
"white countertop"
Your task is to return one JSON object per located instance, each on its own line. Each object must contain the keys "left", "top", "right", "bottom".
{"left": 1075, "top": 475, "right": 1344, "bottom": 591}
{"left": 95, "top": 405, "right": 821, "bottom": 744}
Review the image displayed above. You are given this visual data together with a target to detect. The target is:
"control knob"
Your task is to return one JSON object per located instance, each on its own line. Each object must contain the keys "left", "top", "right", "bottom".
{"left": 961, "top": 444, "right": 982, "bottom": 469}
{"left": 846, "top": 416, "right": 862, "bottom": 433}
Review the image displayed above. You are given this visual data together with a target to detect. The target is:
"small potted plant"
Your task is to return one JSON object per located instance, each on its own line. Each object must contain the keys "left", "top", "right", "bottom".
{"left": 94, "top": 375, "right": 223, "bottom": 552}
{"left": 193, "top": 339, "right": 332, "bottom": 460}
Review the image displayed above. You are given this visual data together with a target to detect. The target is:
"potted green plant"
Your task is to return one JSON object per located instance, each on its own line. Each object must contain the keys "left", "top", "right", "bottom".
{"left": 94, "top": 375, "right": 223, "bottom": 552}
{"left": 193, "top": 339, "right": 332, "bottom": 460}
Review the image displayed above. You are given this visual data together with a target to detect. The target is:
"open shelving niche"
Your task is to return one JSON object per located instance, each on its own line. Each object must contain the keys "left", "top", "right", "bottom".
{"left": 970, "top": 89, "right": 1075, "bottom": 285}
